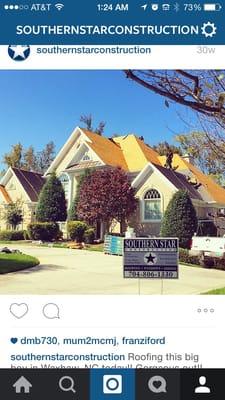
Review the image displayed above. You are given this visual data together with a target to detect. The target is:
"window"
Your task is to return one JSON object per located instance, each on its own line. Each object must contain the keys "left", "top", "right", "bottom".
{"left": 81, "top": 151, "right": 91, "bottom": 162}
{"left": 59, "top": 174, "right": 70, "bottom": 202}
{"left": 143, "top": 189, "right": 162, "bottom": 221}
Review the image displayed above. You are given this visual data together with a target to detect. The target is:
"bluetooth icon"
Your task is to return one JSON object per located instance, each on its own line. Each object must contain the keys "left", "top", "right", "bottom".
{"left": 174, "top": 2, "right": 180, "bottom": 12}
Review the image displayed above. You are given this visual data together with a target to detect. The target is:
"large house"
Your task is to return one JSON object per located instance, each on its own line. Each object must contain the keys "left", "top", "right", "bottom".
{"left": 0, "top": 168, "right": 45, "bottom": 230}
{"left": 0, "top": 126, "right": 225, "bottom": 237}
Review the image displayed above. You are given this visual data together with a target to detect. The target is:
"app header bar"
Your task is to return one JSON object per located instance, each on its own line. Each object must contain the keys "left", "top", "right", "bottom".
{"left": 0, "top": 0, "right": 224, "bottom": 44}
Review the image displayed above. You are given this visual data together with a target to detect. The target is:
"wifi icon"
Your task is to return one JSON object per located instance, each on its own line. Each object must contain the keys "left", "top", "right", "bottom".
{"left": 55, "top": 3, "right": 64, "bottom": 11}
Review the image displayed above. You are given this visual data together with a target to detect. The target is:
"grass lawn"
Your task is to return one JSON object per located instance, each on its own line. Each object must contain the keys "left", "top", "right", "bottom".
{"left": 179, "top": 261, "right": 200, "bottom": 268}
{"left": 0, "top": 254, "right": 39, "bottom": 274}
{"left": 85, "top": 243, "right": 104, "bottom": 252}
{"left": 0, "top": 240, "right": 32, "bottom": 245}
{"left": 202, "top": 287, "right": 225, "bottom": 295}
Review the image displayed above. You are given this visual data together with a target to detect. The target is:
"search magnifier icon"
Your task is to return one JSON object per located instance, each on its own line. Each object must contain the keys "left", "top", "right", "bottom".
{"left": 59, "top": 376, "right": 76, "bottom": 394}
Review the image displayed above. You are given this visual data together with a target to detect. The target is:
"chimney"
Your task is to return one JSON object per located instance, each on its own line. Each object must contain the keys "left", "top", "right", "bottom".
{"left": 182, "top": 154, "right": 194, "bottom": 165}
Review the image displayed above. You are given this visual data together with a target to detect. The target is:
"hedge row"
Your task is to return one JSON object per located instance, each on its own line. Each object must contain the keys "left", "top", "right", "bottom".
{"left": 0, "top": 221, "right": 96, "bottom": 244}
{"left": 27, "top": 223, "right": 61, "bottom": 242}
{"left": 67, "top": 221, "right": 95, "bottom": 244}
{"left": 179, "top": 248, "right": 200, "bottom": 265}
{"left": 0, "top": 230, "right": 29, "bottom": 241}
{"left": 179, "top": 248, "right": 225, "bottom": 270}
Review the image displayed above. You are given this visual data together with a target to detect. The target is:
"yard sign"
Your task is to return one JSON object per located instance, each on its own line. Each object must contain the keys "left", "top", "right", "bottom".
{"left": 123, "top": 238, "right": 179, "bottom": 279}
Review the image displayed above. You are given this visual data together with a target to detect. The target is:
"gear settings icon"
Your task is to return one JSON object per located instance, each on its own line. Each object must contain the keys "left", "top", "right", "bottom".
{"left": 201, "top": 22, "right": 217, "bottom": 38}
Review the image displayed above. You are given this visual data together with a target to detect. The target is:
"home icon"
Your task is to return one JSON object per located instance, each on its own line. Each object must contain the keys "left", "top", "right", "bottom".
{"left": 13, "top": 376, "right": 32, "bottom": 394}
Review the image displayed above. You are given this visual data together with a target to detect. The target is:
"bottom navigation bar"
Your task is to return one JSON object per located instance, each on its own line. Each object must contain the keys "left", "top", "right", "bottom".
{"left": 1, "top": 369, "right": 223, "bottom": 399}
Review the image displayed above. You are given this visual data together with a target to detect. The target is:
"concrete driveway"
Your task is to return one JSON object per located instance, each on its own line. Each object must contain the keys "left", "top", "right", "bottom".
{"left": 0, "top": 245, "right": 225, "bottom": 294}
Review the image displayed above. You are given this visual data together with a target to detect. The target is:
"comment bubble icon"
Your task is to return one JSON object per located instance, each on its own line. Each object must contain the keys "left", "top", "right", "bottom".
{"left": 42, "top": 303, "right": 60, "bottom": 319}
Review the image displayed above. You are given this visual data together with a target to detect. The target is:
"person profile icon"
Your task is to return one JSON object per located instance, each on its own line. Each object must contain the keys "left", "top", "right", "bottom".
{"left": 194, "top": 376, "right": 211, "bottom": 393}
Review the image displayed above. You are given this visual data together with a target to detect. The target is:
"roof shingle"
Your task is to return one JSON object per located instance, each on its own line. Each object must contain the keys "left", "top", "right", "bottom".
{"left": 12, "top": 168, "right": 45, "bottom": 202}
{"left": 159, "top": 154, "right": 225, "bottom": 204}
{"left": 82, "top": 129, "right": 129, "bottom": 170}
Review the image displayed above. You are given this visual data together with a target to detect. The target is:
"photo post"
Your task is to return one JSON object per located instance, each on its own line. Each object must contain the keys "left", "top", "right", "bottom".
{"left": 0, "top": 1, "right": 224, "bottom": 398}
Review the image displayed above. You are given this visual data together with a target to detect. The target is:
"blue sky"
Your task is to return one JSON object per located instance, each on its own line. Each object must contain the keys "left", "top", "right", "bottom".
{"left": 0, "top": 70, "right": 198, "bottom": 169}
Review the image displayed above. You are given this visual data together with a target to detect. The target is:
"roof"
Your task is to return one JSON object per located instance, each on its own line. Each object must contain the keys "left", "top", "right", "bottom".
{"left": 66, "top": 160, "right": 102, "bottom": 171}
{"left": 82, "top": 130, "right": 225, "bottom": 204}
{"left": 112, "top": 134, "right": 161, "bottom": 171}
{"left": 44, "top": 126, "right": 225, "bottom": 206}
{"left": 182, "top": 159, "right": 225, "bottom": 204}
{"left": 82, "top": 130, "right": 162, "bottom": 172}
{"left": 0, "top": 185, "right": 12, "bottom": 203}
{"left": 135, "top": 136, "right": 161, "bottom": 166}
{"left": 159, "top": 153, "right": 189, "bottom": 170}
{"left": 11, "top": 168, "right": 45, "bottom": 202}
{"left": 82, "top": 129, "right": 129, "bottom": 171}
{"left": 153, "top": 164, "right": 202, "bottom": 201}
{"left": 159, "top": 154, "right": 225, "bottom": 204}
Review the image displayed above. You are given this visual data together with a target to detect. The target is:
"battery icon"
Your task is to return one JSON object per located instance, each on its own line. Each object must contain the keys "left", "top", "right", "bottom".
{"left": 203, "top": 3, "right": 222, "bottom": 11}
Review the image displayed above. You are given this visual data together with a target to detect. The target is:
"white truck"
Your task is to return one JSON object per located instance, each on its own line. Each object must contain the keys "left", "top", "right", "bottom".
{"left": 190, "top": 235, "right": 225, "bottom": 267}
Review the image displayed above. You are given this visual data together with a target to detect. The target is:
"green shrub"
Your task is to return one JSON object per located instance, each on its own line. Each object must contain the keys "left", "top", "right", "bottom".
{"left": 27, "top": 222, "right": 60, "bottom": 242}
{"left": 179, "top": 248, "right": 200, "bottom": 265}
{"left": 215, "top": 259, "right": 225, "bottom": 270}
{"left": 160, "top": 190, "right": 198, "bottom": 249}
{"left": 67, "top": 221, "right": 88, "bottom": 243}
{"left": 0, "top": 230, "right": 28, "bottom": 241}
{"left": 36, "top": 172, "right": 67, "bottom": 222}
{"left": 84, "top": 228, "right": 95, "bottom": 244}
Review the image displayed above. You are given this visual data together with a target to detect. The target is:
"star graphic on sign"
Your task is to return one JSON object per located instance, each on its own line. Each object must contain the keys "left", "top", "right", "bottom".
{"left": 8, "top": 45, "right": 31, "bottom": 61}
{"left": 144, "top": 252, "right": 157, "bottom": 264}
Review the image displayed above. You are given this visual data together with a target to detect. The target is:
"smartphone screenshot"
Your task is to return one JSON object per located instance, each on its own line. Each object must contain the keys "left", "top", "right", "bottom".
{"left": 0, "top": 1, "right": 224, "bottom": 398}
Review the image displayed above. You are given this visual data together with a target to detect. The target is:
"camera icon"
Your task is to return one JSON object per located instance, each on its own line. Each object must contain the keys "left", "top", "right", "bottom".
{"left": 103, "top": 375, "right": 122, "bottom": 394}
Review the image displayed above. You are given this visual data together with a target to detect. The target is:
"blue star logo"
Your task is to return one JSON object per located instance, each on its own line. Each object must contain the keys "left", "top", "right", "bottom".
{"left": 8, "top": 45, "right": 31, "bottom": 61}
{"left": 144, "top": 252, "right": 157, "bottom": 264}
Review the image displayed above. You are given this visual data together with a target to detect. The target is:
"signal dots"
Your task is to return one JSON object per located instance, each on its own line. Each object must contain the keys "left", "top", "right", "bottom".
{"left": 4, "top": 4, "right": 29, "bottom": 10}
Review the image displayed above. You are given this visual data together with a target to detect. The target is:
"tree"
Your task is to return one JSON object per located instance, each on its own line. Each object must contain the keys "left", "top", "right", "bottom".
{"left": 124, "top": 70, "right": 225, "bottom": 164}
{"left": 3, "top": 143, "right": 23, "bottom": 168}
{"left": 4, "top": 201, "right": 23, "bottom": 230}
{"left": 68, "top": 169, "right": 91, "bottom": 221}
{"left": 77, "top": 167, "right": 137, "bottom": 233}
{"left": 153, "top": 141, "right": 182, "bottom": 156}
{"left": 36, "top": 172, "right": 67, "bottom": 222}
{"left": 175, "top": 131, "right": 225, "bottom": 184}
{"left": 36, "top": 141, "right": 55, "bottom": 173}
{"left": 160, "top": 190, "right": 198, "bottom": 249}
{"left": 23, "top": 146, "right": 37, "bottom": 171}
{"left": 80, "top": 114, "right": 106, "bottom": 135}
{"left": 2, "top": 141, "right": 55, "bottom": 174}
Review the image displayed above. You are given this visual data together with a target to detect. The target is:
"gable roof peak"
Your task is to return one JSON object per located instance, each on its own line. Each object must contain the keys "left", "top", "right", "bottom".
{"left": 11, "top": 166, "right": 43, "bottom": 175}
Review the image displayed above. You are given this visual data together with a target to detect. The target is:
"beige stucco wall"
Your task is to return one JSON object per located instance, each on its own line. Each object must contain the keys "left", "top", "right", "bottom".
{"left": 5, "top": 175, "right": 28, "bottom": 203}
{"left": 0, "top": 204, "right": 7, "bottom": 230}
{"left": 55, "top": 145, "right": 78, "bottom": 176}
{"left": 108, "top": 170, "right": 177, "bottom": 237}
{"left": 54, "top": 134, "right": 100, "bottom": 177}
{"left": 128, "top": 170, "right": 177, "bottom": 236}
{"left": 0, "top": 174, "right": 36, "bottom": 231}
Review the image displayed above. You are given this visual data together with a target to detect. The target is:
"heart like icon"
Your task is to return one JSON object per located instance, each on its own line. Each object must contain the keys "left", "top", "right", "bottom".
{"left": 10, "top": 303, "right": 29, "bottom": 319}
{"left": 11, "top": 337, "right": 18, "bottom": 344}
{"left": 153, "top": 380, "right": 162, "bottom": 389}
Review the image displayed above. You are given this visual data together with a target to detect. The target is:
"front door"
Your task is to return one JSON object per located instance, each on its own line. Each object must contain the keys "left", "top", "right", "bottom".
{"left": 96, "top": 221, "right": 105, "bottom": 240}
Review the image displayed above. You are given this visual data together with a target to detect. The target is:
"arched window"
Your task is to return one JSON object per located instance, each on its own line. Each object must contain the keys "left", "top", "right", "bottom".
{"left": 81, "top": 151, "right": 91, "bottom": 162}
{"left": 59, "top": 174, "right": 70, "bottom": 202}
{"left": 143, "top": 189, "right": 162, "bottom": 221}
